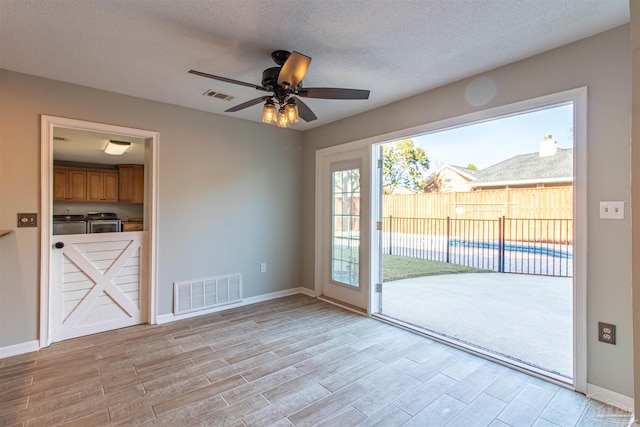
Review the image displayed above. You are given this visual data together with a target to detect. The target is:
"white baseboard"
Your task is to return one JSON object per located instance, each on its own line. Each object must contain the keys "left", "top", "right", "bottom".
{"left": 297, "top": 287, "right": 316, "bottom": 297}
{"left": 586, "top": 383, "right": 634, "bottom": 413}
{"left": 0, "top": 340, "right": 39, "bottom": 359}
{"left": 157, "top": 286, "right": 315, "bottom": 324}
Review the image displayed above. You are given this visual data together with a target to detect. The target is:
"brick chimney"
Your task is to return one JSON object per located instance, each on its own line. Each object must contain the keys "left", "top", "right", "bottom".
{"left": 539, "top": 134, "right": 557, "bottom": 157}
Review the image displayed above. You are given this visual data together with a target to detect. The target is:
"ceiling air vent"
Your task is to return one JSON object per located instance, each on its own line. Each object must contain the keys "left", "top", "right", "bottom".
{"left": 202, "top": 89, "right": 235, "bottom": 102}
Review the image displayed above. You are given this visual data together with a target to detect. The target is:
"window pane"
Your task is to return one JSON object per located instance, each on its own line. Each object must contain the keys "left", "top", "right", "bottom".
{"left": 331, "top": 167, "right": 360, "bottom": 287}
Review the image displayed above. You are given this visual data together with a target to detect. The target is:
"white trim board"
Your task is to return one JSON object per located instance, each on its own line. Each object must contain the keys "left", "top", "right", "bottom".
{"left": 0, "top": 340, "right": 39, "bottom": 359}
{"left": 586, "top": 383, "right": 634, "bottom": 414}
{"left": 157, "top": 287, "right": 315, "bottom": 324}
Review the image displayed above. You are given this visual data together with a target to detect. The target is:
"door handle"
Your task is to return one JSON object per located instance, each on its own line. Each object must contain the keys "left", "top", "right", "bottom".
{"left": 54, "top": 242, "right": 64, "bottom": 249}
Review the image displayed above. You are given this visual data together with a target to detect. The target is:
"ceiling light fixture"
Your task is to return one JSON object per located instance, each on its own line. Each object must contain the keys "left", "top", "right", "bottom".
{"left": 262, "top": 99, "right": 277, "bottom": 123}
{"left": 285, "top": 99, "right": 299, "bottom": 124}
{"left": 266, "top": 98, "right": 299, "bottom": 129}
{"left": 104, "top": 140, "right": 131, "bottom": 155}
{"left": 277, "top": 106, "right": 289, "bottom": 128}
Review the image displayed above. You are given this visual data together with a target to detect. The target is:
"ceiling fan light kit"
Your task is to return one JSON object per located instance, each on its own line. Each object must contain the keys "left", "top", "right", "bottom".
{"left": 285, "top": 99, "right": 299, "bottom": 123}
{"left": 277, "top": 107, "right": 289, "bottom": 128}
{"left": 262, "top": 99, "right": 277, "bottom": 123}
{"left": 189, "top": 50, "right": 370, "bottom": 128}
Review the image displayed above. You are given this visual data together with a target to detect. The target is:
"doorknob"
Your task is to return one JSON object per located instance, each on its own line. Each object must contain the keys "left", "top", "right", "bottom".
{"left": 54, "top": 242, "right": 64, "bottom": 249}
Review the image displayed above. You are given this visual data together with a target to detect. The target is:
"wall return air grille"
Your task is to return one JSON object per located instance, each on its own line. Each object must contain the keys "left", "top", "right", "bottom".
{"left": 173, "top": 273, "right": 242, "bottom": 315}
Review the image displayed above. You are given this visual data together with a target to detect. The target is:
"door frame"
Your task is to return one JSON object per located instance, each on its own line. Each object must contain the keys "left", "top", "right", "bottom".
{"left": 315, "top": 143, "right": 375, "bottom": 314}
{"left": 39, "top": 115, "right": 160, "bottom": 348}
{"left": 316, "top": 147, "right": 371, "bottom": 312}
{"left": 314, "top": 87, "right": 587, "bottom": 392}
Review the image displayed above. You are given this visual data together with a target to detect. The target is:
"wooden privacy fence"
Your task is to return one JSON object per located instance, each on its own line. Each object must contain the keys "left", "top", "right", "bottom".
{"left": 385, "top": 216, "right": 573, "bottom": 245}
{"left": 334, "top": 186, "right": 573, "bottom": 235}
{"left": 383, "top": 187, "right": 573, "bottom": 220}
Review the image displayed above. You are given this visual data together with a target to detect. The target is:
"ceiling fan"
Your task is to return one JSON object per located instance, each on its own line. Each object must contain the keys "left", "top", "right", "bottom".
{"left": 189, "top": 50, "right": 370, "bottom": 127}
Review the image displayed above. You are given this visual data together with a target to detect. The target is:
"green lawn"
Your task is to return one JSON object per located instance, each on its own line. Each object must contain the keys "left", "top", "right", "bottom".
{"left": 383, "top": 255, "right": 491, "bottom": 282}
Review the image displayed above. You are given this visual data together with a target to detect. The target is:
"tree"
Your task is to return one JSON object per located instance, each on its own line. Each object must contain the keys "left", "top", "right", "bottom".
{"left": 466, "top": 164, "right": 477, "bottom": 170}
{"left": 383, "top": 139, "right": 430, "bottom": 194}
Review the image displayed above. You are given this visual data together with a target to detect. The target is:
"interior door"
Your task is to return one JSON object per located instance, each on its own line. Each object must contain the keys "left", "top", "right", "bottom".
{"left": 51, "top": 232, "right": 145, "bottom": 342}
{"left": 320, "top": 147, "right": 370, "bottom": 311}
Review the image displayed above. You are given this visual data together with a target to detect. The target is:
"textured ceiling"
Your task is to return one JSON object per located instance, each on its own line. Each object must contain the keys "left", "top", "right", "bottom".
{"left": 53, "top": 128, "right": 145, "bottom": 166}
{"left": 0, "top": 0, "right": 630, "bottom": 130}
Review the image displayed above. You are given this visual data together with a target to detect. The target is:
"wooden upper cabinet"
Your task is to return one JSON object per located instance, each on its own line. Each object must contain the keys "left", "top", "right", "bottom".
{"left": 53, "top": 168, "right": 86, "bottom": 201}
{"left": 86, "top": 171, "right": 119, "bottom": 202}
{"left": 118, "top": 165, "right": 144, "bottom": 203}
{"left": 103, "top": 172, "right": 119, "bottom": 202}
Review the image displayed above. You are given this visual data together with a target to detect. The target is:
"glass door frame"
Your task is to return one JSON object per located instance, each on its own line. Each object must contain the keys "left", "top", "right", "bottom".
{"left": 315, "top": 144, "right": 372, "bottom": 313}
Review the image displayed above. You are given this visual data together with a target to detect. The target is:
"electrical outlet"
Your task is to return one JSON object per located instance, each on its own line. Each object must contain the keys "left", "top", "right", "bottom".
{"left": 17, "top": 213, "right": 38, "bottom": 228}
{"left": 598, "top": 322, "right": 616, "bottom": 344}
{"left": 260, "top": 263, "right": 267, "bottom": 273}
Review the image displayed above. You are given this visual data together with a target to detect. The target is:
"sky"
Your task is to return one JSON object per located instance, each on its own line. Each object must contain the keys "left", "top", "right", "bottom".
{"left": 408, "top": 103, "right": 573, "bottom": 173}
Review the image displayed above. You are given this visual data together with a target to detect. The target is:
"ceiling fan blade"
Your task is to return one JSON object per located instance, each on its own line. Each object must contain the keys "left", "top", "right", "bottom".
{"left": 225, "top": 96, "right": 272, "bottom": 113}
{"left": 277, "top": 51, "right": 311, "bottom": 89}
{"left": 297, "top": 87, "right": 370, "bottom": 100}
{"left": 189, "top": 70, "right": 269, "bottom": 92}
{"left": 292, "top": 97, "right": 317, "bottom": 122}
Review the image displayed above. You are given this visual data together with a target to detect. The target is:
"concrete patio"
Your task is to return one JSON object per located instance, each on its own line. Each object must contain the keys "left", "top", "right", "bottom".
{"left": 381, "top": 272, "right": 573, "bottom": 378}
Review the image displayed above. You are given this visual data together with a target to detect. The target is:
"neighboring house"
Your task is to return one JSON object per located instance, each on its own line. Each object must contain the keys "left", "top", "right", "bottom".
{"left": 424, "top": 164, "right": 477, "bottom": 192}
{"left": 468, "top": 136, "right": 573, "bottom": 190}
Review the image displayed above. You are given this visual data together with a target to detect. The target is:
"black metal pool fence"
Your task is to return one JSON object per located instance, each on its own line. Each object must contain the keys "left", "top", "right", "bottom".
{"left": 384, "top": 216, "right": 573, "bottom": 277}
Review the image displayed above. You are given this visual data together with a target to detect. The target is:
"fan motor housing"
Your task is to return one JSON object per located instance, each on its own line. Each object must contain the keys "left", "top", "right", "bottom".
{"left": 271, "top": 50, "right": 290, "bottom": 66}
{"left": 261, "top": 67, "right": 281, "bottom": 90}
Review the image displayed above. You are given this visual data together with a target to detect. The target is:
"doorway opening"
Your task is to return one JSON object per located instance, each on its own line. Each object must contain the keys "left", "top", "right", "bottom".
{"left": 40, "top": 116, "right": 159, "bottom": 348}
{"left": 372, "top": 99, "right": 581, "bottom": 385}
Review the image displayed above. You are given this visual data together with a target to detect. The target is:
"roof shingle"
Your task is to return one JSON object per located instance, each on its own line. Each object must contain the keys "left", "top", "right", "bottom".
{"left": 470, "top": 148, "right": 573, "bottom": 185}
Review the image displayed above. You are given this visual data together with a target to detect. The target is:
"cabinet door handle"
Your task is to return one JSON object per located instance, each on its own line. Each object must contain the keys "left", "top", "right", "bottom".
{"left": 54, "top": 242, "right": 64, "bottom": 249}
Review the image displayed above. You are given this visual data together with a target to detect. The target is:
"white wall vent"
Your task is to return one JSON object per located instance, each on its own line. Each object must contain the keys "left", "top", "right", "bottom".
{"left": 173, "top": 273, "right": 242, "bottom": 315}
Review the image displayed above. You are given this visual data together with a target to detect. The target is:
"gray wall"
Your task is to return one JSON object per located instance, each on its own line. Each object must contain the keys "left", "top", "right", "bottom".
{"left": 631, "top": 0, "right": 640, "bottom": 419}
{"left": 0, "top": 70, "right": 304, "bottom": 346}
{"left": 302, "top": 25, "right": 633, "bottom": 397}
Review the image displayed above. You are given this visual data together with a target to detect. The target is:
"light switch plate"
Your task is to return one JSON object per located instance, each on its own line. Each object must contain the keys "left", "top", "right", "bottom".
{"left": 17, "top": 213, "right": 38, "bottom": 227}
{"left": 599, "top": 201, "right": 624, "bottom": 220}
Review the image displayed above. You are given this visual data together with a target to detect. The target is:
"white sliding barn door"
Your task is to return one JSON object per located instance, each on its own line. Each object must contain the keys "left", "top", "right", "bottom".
{"left": 51, "top": 232, "right": 145, "bottom": 342}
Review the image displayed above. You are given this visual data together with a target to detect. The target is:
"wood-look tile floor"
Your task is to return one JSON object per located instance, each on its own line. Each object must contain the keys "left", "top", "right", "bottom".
{"left": 0, "top": 295, "right": 630, "bottom": 427}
